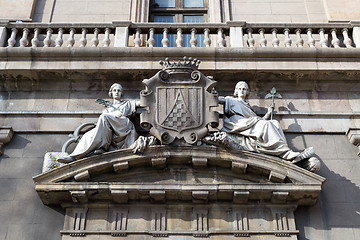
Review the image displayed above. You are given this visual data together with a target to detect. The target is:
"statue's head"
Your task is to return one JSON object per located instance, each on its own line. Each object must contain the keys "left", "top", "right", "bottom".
{"left": 108, "top": 83, "right": 124, "bottom": 99}
{"left": 234, "top": 81, "right": 249, "bottom": 98}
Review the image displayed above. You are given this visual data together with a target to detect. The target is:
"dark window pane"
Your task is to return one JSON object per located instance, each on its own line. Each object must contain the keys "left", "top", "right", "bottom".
{"left": 154, "top": 0, "right": 175, "bottom": 7}
{"left": 183, "top": 0, "right": 203, "bottom": 7}
{"left": 154, "top": 15, "right": 175, "bottom": 22}
{"left": 153, "top": 15, "right": 175, "bottom": 47}
{"left": 183, "top": 15, "right": 204, "bottom": 23}
{"left": 183, "top": 15, "right": 204, "bottom": 47}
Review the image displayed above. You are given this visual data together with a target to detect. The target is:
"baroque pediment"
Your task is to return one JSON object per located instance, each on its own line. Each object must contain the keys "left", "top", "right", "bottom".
{"left": 34, "top": 145, "right": 324, "bottom": 206}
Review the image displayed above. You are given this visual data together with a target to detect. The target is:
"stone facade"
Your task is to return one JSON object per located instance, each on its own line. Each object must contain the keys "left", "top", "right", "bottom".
{"left": 0, "top": 0, "right": 360, "bottom": 240}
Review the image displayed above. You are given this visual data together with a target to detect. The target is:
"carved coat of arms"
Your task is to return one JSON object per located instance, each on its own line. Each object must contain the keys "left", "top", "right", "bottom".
{"left": 140, "top": 57, "right": 219, "bottom": 144}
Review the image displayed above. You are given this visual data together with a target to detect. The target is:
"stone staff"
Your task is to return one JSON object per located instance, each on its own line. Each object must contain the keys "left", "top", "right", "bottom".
{"left": 265, "top": 87, "right": 282, "bottom": 120}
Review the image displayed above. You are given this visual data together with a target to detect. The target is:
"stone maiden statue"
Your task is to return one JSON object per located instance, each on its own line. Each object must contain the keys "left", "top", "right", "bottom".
{"left": 58, "top": 83, "right": 139, "bottom": 163}
{"left": 205, "top": 81, "right": 320, "bottom": 171}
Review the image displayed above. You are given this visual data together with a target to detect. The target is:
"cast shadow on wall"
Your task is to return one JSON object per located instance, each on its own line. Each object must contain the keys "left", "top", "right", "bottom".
{"left": 280, "top": 103, "right": 360, "bottom": 240}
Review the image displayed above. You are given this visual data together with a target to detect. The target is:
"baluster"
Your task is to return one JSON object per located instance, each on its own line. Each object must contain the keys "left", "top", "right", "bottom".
{"left": 134, "top": 28, "right": 141, "bottom": 47}
{"left": 217, "top": 28, "right": 225, "bottom": 47}
{"left": 331, "top": 29, "right": 340, "bottom": 48}
{"left": 7, "top": 28, "right": 18, "bottom": 47}
{"left": 203, "top": 28, "right": 211, "bottom": 47}
{"left": 284, "top": 28, "right": 292, "bottom": 47}
{"left": 190, "top": 28, "right": 197, "bottom": 47}
{"left": 307, "top": 28, "right": 315, "bottom": 48}
{"left": 91, "top": 28, "right": 99, "bottom": 47}
{"left": 67, "top": 28, "right": 76, "bottom": 47}
{"left": 79, "top": 28, "right": 87, "bottom": 47}
{"left": 258, "top": 28, "right": 267, "bottom": 47}
{"left": 342, "top": 28, "right": 353, "bottom": 48}
{"left": 319, "top": 28, "right": 328, "bottom": 48}
{"left": 148, "top": 28, "right": 155, "bottom": 47}
{"left": 295, "top": 29, "right": 304, "bottom": 47}
{"left": 271, "top": 28, "right": 279, "bottom": 47}
{"left": 103, "top": 28, "right": 110, "bottom": 47}
{"left": 246, "top": 28, "right": 255, "bottom": 48}
{"left": 162, "top": 28, "right": 169, "bottom": 47}
{"left": 43, "top": 28, "right": 53, "bottom": 47}
{"left": 19, "top": 28, "right": 29, "bottom": 47}
{"left": 176, "top": 28, "right": 183, "bottom": 47}
{"left": 55, "top": 28, "right": 64, "bottom": 47}
{"left": 31, "top": 28, "right": 40, "bottom": 47}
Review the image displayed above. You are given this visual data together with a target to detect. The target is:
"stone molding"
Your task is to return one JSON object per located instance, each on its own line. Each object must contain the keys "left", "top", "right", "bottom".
{"left": 1, "top": 110, "right": 358, "bottom": 133}
{"left": 1, "top": 47, "right": 360, "bottom": 72}
{"left": 0, "top": 126, "right": 13, "bottom": 155}
{"left": 346, "top": 128, "right": 360, "bottom": 156}
{"left": 58, "top": 204, "right": 300, "bottom": 239}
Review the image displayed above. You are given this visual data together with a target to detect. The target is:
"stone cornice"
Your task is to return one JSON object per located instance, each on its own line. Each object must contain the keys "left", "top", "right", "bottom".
{"left": 1, "top": 47, "right": 360, "bottom": 59}
{"left": 33, "top": 145, "right": 325, "bottom": 206}
{"left": 1, "top": 47, "right": 360, "bottom": 69}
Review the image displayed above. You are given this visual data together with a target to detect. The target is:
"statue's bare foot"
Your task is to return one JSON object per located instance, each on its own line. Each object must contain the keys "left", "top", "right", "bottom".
{"left": 56, "top": 155, "right": 75, "bottom": 163}
{"left": 296, "top": 157, "right": 321, "bottom": 173}
{"left": 292, "top": 147, "right": 315, "bottom": 163}
{"left": 94, "top": 148, "right": 106, "bottom": 155}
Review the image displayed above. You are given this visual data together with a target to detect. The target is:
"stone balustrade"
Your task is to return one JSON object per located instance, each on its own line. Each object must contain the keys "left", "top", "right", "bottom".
{"left": 128, "top": 22, "right": 229, "bottom": 47}
{"left": 0, "top": 21, "right": 359, "bottom": 48}
{"left": 240, "top": 22, "right": 360, "bottom": 48}
{"left": 0, "top": 23, "right": 115, "bottom": 48}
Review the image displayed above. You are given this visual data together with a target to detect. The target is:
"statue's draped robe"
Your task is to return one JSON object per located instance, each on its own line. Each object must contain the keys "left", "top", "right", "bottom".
{"left": 69, "top": 100, "right": 137, "bottom": 159}
{"left": 222, "top": 96, "right": 298, "bottom": 160}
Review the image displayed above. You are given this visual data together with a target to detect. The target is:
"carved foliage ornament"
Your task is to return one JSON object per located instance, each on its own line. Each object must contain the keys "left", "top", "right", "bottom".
{"left": 140, "top": 57, "right": 219, "bottom": 145}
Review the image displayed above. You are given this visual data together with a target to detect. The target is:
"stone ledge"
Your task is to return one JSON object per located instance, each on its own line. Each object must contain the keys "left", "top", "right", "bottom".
{"left": 346, "top": 128, "right": 360, "bottom": 156}
{"left": 1, "top": 48, "right": 360, "bottom": 71}
{"left": 59, "top": 230, "right": 300, "bottom": 237}
{"left": 1, "top": 112, "right": 358, "bottom": 133}
{"left": 0, "top": 126, "right": 13, "bottom": 155}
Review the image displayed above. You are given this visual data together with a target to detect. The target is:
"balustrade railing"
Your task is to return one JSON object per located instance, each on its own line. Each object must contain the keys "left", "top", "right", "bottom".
{"left": 0, "top": 23, "right": 115, "bottom": 48}
{"left": 0, "top": 21, "right": 359, "bottom": 49}
{"left": 127, "top": 23, "right": 229, "bottom": 47}
{"left": 241, "top": 23, "right": 359, "bottom": 48}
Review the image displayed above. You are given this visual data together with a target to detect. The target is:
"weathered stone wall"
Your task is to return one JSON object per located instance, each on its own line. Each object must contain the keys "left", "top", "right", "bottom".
{"left": 229, "top": 0, "right": 327, "bottom": 22}
{"left": 289, "top": 134, "right": 360, "bottom": 240}
{"left": 33, "top": 0, "right": 132, "bottom": 23}
{"left": 323, "top": 0, "right": 360, "bottom": 21}
{"left": 0, "top": 0, "right": 37, "bottom": 21}
{"left": 4, "top": 0, "right": 360, "bottom": 24}
{"left": 0, "top": 133, "right": 66, "bottom": 240}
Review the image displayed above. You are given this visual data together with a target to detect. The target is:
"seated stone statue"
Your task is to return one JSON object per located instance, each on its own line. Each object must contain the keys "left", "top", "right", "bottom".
{"left": 58, "top": 83, "right": 138, "bottom": 162}
{"left": 206, "top": 81, "right": 314, "bottom": 163}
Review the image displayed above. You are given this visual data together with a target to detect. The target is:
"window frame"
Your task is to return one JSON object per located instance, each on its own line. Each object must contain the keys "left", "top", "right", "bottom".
{"left": 149, "top": 0, "right": 208, "bottom": 23}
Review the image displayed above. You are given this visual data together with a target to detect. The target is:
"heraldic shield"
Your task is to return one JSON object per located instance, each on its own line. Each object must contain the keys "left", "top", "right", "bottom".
{"left": 140, "top": 57, "right": 219, "bottom": 145}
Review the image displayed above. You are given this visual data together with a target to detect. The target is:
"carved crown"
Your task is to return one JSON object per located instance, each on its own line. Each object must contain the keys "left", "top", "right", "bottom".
{"left": 159, "top": 56, "right": 201, "bottom": 70}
